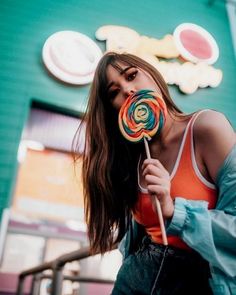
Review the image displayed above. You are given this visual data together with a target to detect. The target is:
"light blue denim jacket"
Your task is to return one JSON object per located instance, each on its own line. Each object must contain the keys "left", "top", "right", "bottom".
{"left": 119, "top": 145, "right": 236, "bottom": 295}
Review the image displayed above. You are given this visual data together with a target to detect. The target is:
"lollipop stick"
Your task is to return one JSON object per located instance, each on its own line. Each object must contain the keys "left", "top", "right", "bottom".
{"left": 144, "top": 137, "right": 168, "bottom": 246}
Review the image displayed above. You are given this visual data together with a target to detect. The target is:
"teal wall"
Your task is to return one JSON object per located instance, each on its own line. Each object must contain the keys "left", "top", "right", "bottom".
{"left": 0, "top": 0, "right": 235, "bottom": 219}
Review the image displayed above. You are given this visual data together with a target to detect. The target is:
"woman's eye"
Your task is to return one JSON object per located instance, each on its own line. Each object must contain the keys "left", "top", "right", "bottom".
{"left": 127, "top": 70, "right": 138, "bottom": 81}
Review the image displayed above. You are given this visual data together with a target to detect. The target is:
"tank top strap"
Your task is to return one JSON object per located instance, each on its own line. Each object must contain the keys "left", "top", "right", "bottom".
{"left": 175, "top": 110, "right": 209, "bottom": 171}
{"left": 189, "top": 109, "right": 210, "bottom": 131}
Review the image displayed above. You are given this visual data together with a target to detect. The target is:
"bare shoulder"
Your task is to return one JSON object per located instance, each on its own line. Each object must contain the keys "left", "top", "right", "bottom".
{"left": 193, "top": 110, "right": 235, "bottom": 181}
{"left": 193, "top": 110, "right": 235, "bottom": 145}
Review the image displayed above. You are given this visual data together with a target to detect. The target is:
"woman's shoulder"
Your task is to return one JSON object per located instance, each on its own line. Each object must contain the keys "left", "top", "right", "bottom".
{"left": 192, "top": 109, "right": 235, "bottom": 181}
{"left": 193, "top": 109, "right": 235, "bottom": 141}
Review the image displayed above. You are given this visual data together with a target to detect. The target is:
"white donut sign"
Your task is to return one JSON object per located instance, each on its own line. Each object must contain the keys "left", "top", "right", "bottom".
{"left": 42, "top": 31, "right": 102, "bottom": 85}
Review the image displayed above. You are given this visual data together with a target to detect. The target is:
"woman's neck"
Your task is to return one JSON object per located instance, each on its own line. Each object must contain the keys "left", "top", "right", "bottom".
{"left": 149, "top": 111, "right": 188, "bottom": 155}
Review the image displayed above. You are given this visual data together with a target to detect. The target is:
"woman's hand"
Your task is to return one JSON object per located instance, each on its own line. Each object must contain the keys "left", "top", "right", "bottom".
{"left": 142, "top": 158, "right": 174, "bottom": 219}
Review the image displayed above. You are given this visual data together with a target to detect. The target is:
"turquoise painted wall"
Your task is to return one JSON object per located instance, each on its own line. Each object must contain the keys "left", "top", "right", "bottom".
{"left": 0, "top": 0, "right": 235, "bottom": 219}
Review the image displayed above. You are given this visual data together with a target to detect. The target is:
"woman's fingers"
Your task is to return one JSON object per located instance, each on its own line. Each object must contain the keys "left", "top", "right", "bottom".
{"left": 143, "top": 165, "right": 163, "bottom": 178}
{"left": 142, "top": 161, "right": 169, "bottom": 179}
{"left": 144, "top": 174, "right": 167, "bottom": 186}
{"left": 142, "top": 158, "right": 165, "bottom": 170}
{"left": 146, "top": 182, "right": 170, "bottom": 198}
{"left": 141, "top": 159, "right": 174, "bottom": 219}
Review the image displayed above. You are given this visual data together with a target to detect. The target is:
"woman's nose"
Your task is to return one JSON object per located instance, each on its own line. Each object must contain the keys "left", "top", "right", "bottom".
{"left": 124, "top": 88, "right": 135, "bottom": 98}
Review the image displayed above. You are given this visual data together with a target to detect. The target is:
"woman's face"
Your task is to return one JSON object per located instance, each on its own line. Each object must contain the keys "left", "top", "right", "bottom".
{"left": 106, "top": 62, "right": 162, "bottom": 110}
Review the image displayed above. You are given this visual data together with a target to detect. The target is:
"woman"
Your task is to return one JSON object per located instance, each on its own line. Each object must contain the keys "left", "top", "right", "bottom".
{"left": 74, "top": 52, "right": 236, "bottom": 294}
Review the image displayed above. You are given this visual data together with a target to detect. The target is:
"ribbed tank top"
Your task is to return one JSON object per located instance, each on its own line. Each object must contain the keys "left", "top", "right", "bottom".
{"left": 133, "top": 110, "right": 217, "bottom": 250}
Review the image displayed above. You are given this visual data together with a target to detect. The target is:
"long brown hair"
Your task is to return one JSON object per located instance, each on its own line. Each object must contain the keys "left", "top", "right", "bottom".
{"left": 73, "top": 52, "right": 182, "bottom": 254}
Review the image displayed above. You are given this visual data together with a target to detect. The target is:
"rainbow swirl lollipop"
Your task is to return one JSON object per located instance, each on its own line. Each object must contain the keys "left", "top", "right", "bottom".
{"left": 118, "top": 89, "right": 167, "bottom": 142}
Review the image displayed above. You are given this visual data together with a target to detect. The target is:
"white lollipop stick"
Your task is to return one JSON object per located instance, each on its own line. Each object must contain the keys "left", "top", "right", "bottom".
{"left": 144, "top": 137, "right": 168, "bottom": 246}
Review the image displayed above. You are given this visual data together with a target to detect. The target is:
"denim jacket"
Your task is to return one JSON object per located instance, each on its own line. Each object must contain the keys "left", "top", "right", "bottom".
{"left": 119, "top": 145, "right": 236, "bottom": 295}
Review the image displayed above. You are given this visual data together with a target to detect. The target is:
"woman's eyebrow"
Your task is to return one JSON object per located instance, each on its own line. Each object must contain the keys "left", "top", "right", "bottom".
{"left": 120, "top": 66, "right": 134, "bottom": 75}
{"left": 107, "top": 66, "right": 135, "bottom": 91}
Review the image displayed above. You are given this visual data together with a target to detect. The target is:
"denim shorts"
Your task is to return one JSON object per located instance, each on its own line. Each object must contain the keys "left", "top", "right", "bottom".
{"left": 112, "top": 236, "right": 212, "bottom": 295}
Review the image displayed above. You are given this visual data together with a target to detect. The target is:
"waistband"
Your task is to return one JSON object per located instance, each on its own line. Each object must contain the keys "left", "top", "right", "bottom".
{"left": 139, "top": 236, "right": 205, "bottom": 262}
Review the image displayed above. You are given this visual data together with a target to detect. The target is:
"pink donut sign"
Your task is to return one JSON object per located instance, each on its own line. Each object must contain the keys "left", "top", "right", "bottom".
{"left": 173, "top": 23, "right": 219, "bottom": 65}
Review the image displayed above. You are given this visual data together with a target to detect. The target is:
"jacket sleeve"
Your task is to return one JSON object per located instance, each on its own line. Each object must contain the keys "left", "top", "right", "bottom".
{"left": 166, "top": 145, "right": 236, "bottom": 278}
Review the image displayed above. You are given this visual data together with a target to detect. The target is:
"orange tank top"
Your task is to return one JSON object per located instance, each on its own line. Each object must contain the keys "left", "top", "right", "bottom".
{"left": 133, "top": 110, "right": 217, "bottom": 250}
